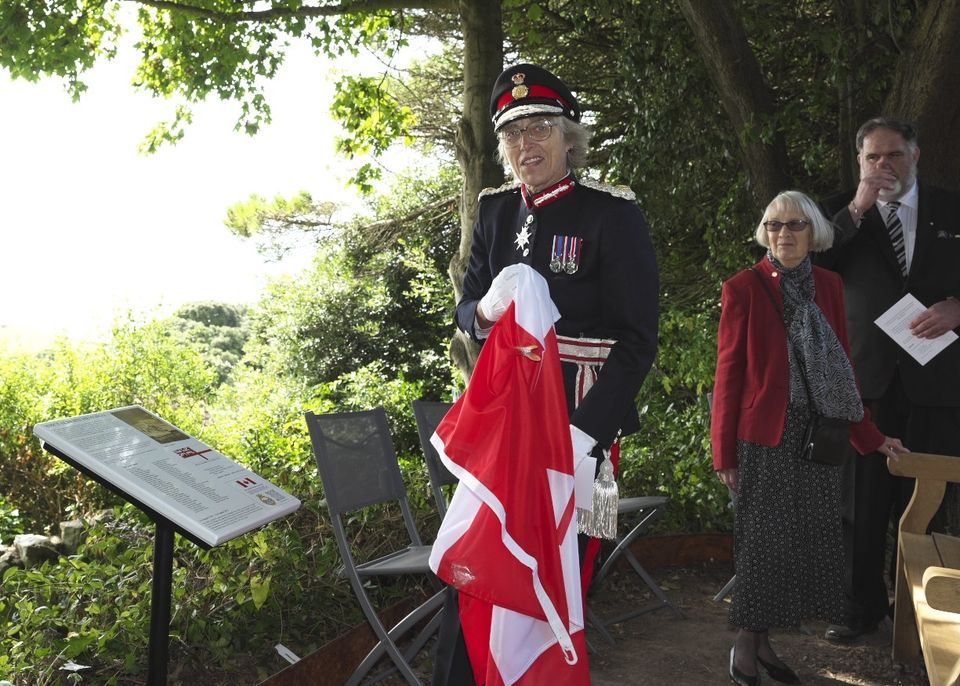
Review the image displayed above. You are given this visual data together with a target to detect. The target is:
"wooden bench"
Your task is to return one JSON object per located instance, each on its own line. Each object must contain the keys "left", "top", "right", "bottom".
{"left": 888, "top": 452, "right": 960, "bottom": 686}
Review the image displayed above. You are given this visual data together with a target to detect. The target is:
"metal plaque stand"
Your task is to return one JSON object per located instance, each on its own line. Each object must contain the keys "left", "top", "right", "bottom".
{"left": 41, "top": 443, "right": 210, "bottom": 685}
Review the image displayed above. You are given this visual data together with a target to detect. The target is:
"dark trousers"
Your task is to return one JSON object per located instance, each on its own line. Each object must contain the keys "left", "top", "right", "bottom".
{"left": 840, "top": 369, "right": 960, "bottom": 625}
{"left": 431, "top": 587, "right": 477, "bottom": 686}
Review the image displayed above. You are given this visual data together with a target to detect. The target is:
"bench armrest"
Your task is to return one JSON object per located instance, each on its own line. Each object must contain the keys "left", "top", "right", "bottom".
{"left": 890, "top": 453, "right": 960, "bottom": 535}
{"left": 923, "top": 566, "right": 960, "bottom": 614}
{"left": 888, "top": 453, "right": 960, "bottom": 482}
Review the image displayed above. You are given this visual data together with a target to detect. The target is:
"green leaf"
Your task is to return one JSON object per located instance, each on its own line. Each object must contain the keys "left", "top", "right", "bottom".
{"left": 250, "top": 573, "right": 271, "bottom": 611}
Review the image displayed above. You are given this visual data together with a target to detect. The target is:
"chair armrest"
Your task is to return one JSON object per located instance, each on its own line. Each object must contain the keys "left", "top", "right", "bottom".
{"left": 923, "top": 566, "right": 960, "bottom": 614}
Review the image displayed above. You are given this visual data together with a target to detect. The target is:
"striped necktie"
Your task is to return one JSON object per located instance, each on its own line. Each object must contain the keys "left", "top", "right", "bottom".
{"left": 885, "top": 202, "right": 907, "bottom": 276}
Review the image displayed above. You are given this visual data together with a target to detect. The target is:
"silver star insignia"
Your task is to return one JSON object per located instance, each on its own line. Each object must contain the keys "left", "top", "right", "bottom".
{"left": 515, "top": 225, "right": 532, "bottom": 251}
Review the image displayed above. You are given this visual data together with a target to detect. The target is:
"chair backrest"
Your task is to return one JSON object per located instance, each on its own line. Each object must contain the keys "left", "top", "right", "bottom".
{"left": 411, "top": 400, "right": 458, "bottom": 518}
{"left": 305, "top": 407, "right": 423, "bottom": 545}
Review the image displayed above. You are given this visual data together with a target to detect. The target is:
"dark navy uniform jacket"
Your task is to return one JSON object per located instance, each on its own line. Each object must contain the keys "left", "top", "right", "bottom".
{"left": 456, "top": 175, "right": 659, "bottom": 448}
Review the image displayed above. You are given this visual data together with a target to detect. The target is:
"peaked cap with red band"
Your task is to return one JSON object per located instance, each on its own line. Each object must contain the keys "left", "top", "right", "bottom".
{"left": 490, "top": 63, "right": 580, "bottom": 131}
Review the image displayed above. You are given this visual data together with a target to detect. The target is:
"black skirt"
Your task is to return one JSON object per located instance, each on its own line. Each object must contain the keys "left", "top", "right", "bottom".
{"left": 729, "top": 402, "right": 845, "bottom": 630}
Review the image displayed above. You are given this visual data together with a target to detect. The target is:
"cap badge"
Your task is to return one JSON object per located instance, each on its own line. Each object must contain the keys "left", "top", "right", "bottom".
{"left": 511, "top": 72, "right": 529, "bottom": 100}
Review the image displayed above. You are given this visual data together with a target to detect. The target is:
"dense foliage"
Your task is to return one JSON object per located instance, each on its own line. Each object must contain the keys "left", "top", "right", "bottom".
{"left": 0, "top": 307, "right": 448, "bottom": 684}
{"left": 0, "top": 315, "right": 216, "bottom": 531}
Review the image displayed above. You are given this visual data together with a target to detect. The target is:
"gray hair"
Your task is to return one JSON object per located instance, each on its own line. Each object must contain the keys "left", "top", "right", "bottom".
{"left": 855, "top": 116, "right": 919, "bottom": 153}
{"left": 755, "top": 190, "right": 834, "bottom": 252}
{"left": 494, "top": 116, "right": 590, "bottom": 172}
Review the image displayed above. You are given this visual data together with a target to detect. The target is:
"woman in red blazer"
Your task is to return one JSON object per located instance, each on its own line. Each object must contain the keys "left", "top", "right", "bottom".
{"left": 711, "top": 191, "right": 907, "bottom": 686}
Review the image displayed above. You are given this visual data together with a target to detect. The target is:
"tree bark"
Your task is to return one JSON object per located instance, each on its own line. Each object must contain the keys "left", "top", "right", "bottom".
{"left": 884, "top": 0, "right": 960, "bottom": 191}
{"left": 833, "top": 0, "right": 870, "bottom": 189}
{"left": 676, "top": 0, "right": 792, "bottom": 206}
{"left": 449, "top": 0, "right": 504, "bottom": 379}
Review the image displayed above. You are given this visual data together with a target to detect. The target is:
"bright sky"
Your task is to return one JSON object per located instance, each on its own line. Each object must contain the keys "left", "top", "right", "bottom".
{"left": 1, "top": 40, "right": 369, "bottom": 341}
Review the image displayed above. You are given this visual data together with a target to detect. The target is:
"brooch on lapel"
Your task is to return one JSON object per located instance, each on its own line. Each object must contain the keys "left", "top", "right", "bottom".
{"left": 515, "top": 215, "right": 534, "bottom": 255}
{"left": 516, "top": 345, "right": 542, "bottom": 361}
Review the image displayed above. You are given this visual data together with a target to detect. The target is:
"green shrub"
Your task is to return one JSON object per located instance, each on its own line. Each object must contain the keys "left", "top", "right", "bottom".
{"left": 619, "top": 396, "right": 731, "bottom": 533}
{"left": 616, "top": 305, "right": 732, "bottom": 533}
{"left": 0, "top": 498, "right": 20, "bottom": 547}
{"left": 2, "top": 510, "right": 157, "bottom": 685}
{"left": 0, "top": 317, "right": 216, "bottom": 533}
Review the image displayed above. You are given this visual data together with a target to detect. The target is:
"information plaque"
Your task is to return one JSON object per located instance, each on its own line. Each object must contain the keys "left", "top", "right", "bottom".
{"left": 34, "top": 405, "right": 301, "bottom": 685}
{"left": 34, "top": 405, "right": 300, "bottom": 547}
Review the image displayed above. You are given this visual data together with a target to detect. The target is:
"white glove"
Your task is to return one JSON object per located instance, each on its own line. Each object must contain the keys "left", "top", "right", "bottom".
{"left": 571, "top": 425, "right": 598, "bottom": 512}
{"left": 478, "top": 264, "right": 522, "bottom": 324}
{"left": 570, "top": 424, "right": 598, "bottom": 463}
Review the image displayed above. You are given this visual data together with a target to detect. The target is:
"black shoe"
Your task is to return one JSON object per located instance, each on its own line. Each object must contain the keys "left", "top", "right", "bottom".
{"left": 824, "top": 621, "right": 879, "bottom": 642}
{"left": 730, "top": 646, "right": 761, "bottom": 686}
{"left": 758, "top": 656, "right": 801, "bottom": 684}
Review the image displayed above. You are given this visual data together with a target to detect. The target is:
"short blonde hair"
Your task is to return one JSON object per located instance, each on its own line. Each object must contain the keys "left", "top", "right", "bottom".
{"left": 755, "top": 190, "right": 834, "bottom": 252}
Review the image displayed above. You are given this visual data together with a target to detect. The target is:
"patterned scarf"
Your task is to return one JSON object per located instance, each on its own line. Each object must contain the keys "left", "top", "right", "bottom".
{"left": 768, "top": 251, "right": 864, "bottom": 422}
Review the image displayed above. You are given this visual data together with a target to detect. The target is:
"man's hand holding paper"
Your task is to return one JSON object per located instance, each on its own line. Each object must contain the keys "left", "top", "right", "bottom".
{"left": 909, "top": 296, "right": 960, "bottom": 339}
{"left": 875, "top": 293, "right": 959, "bottom": 365}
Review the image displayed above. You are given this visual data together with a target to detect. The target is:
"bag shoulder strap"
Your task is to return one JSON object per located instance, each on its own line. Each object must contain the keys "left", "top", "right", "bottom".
{"left": 749, "top": 268, "right": 820, "bottom": 413}
{"left": 748, "top": 266, "right": 784, "bottom": 326}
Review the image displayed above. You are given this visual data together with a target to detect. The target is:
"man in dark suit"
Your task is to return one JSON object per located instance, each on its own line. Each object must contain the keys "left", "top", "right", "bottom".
{"left": 817, "top": 116, "right": 960, "bottom": 641}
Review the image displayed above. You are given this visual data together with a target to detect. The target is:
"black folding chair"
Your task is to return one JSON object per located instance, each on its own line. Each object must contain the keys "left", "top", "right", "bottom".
{"left": 586, "top": 494, "right": 685, "bottom": 644}
{"left": 411, "top": 400, "right": 457, "bottom": 518}
{"left": 305, "top": 407, "right": 444, "bottom": 686}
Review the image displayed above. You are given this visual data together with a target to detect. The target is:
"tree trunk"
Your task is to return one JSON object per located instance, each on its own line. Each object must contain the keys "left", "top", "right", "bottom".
{"left": 676, "top": 0, "right": 792, "bottom": 206}
{"left": 884, "top": 0, "right": 960, "bottom": 191}
{"left": 449, "top": 0, "right": 504, "bottom": 380}
{"left": 833, "top": 0, "right": 872, "bottom": 189}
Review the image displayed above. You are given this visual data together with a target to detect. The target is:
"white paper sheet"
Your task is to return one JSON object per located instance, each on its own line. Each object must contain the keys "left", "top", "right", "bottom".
{"left": 874, "top": 293, "right": 958, "bottom": 366}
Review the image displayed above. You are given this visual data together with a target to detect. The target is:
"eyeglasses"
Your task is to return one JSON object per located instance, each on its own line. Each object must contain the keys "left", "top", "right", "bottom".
{"left": 763, "top": 220, "right": 809, "bottom": 232}
{"left": 497, "top": 119, "right": 559, "bottom": 148}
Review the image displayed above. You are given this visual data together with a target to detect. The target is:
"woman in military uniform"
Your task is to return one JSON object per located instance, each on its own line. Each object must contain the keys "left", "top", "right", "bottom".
{"left": 434, "top": 63, "right": 659, "bottom": 685}
{"left": 460, "top": 63, "right": 659, "bottom": 556}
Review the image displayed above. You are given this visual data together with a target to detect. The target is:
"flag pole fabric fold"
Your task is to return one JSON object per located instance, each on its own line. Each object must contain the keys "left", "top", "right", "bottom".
{"left": 429, "top": 264, "right": 591, "bottom": 686}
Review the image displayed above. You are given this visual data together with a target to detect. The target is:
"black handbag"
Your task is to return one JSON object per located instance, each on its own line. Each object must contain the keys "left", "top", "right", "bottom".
{"left": 748, "top": 268, "right": 853, "bottom": 467}
{"left": 801, "top": 413, "right": 851, "bottom": 466}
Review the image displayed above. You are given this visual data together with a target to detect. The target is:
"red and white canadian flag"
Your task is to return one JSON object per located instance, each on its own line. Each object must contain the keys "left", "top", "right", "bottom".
{"left": 429, "top": 264, "right": 590, "bottom": 686}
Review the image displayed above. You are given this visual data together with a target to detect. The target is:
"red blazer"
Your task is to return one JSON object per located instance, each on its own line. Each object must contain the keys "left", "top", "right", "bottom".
{"left": 711, "top": 256, "right": 885, "bottom": 471}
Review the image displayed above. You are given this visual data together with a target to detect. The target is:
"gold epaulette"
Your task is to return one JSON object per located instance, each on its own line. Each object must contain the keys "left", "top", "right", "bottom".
{"left": 577, "top": 177, "right": 636, "bottom": 202}
{"left": 478, "top": 181, "right": 521, "bottom": 201}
